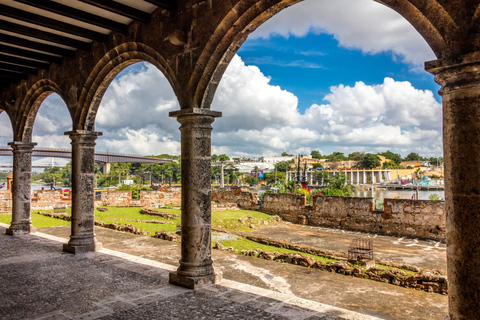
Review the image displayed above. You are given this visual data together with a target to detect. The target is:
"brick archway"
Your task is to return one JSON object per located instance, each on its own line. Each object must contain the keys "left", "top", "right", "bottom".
{"left": 77, "top": 42, "right": 178, "bottom": 131}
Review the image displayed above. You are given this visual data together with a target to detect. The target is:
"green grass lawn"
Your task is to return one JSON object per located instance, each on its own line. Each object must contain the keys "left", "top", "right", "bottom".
{"left": 0, "top": 214, "right": 70, "bottom": 228}
{"left": 31, "top": 207, "right": 281, "bottom": 235}
{"left": 216, "top": 237, "right": 337, "bottom": 264}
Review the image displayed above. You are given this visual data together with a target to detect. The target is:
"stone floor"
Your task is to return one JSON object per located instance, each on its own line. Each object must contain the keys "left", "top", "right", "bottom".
{"left": 0, "top": 223, "right": 380, "bottom": 320}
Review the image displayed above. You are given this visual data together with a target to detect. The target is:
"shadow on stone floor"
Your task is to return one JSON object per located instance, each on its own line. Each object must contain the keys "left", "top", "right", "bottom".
{"left": 0, "top": 223, "right": 379, "bottom": 320}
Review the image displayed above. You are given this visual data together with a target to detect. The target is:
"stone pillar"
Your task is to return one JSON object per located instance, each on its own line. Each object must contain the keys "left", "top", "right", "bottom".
{"left": 63, "top": 130, "right": 102, "bottom": 253}
{"left": 356, "top": 171, "right": 360, "bottom": 185}
{"left": 169, "top": 108, "right": 221, "bottom": 289}
{"left": 427, "top": 55, "right": 480, "bottom": 320}
{"left": 350, "top": 171, "right": 353, "bottom": 184}
{"left": 379, "top": 171, "right": 383, "bottom": 183}
{"left": 6, "top": 142, "right": 36, "bottom": 235}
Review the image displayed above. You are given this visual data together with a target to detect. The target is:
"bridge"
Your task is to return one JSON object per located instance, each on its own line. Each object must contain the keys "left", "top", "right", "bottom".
{"left": 0, "top": 148, "right": 172, "bottom": 173}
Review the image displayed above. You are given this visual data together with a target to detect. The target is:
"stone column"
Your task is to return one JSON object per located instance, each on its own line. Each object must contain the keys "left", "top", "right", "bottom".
{"left": 6, "top": 142, "right": 36, "bottom": 235}
{"left": 169, "top": 108, "right": 221, "bottom": 289}
{"left": 363, "top": 171, "right": 366, "bottom": 184}
{"left": 379, "top": 171, "right": 383, "bottom": 183}
{"left": 427, "top": 55, "right": 480, "bottom": 320}
{"left": 63, "top": 130, "right": 102, "bottom": 253}
{"left": 350, "top": 171, "right": 353, "bottom": 184}
{"left": 356, "top": 171, "right": 360, "bottom": 185}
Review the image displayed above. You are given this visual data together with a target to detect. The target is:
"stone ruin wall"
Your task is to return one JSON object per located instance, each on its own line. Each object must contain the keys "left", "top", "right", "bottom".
{"left": 0, "top": 190, "right": 9, "bottom": 199}
{"left": 140, "top": 188, "right": 182, "bottom": 206}
{"left": 0, "top": 199, "right": 12, "bottom": 213}
{"left": 211, "top": 187, "right": 258, "bottom": 210}
{"left": 261, "top": 193, "right": 446, "bottom": 241}
{"left": 33, "top": 190, "right": 70, "bottom": 203}
{"left": 98, "top": 188, "right": 182, "bottom": 207}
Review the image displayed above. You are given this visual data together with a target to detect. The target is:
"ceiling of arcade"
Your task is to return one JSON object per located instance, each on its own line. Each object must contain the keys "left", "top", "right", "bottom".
{"left": 0, "top": 0, "right": 479, "bottom": 137}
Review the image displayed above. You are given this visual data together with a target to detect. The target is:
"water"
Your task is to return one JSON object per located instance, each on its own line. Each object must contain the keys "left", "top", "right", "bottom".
{"left": 355, "top": 189, "right": 445, "bottom": 201}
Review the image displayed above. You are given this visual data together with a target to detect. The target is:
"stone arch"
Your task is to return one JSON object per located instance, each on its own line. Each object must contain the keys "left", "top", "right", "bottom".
{"left": 16, "top": 79, "right": 65, "bottom": 142}
{"left": 192, "top": 0, "right": 452, "bottom": 110}
{"left": 77, "top": 42, "right": 178, "bottom": 131}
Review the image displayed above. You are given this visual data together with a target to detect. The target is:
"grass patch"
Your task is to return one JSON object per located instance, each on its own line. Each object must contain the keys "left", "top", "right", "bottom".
{"left": 32, "top": 207, "right": 280, "bottom": 235}
{"left": 211, "top": 210, "right": 280, "bottom": 232}
{"left": 0, "top": 214, "right": 70, "bottom": 228}
{"left": 215, "top": 237, "right": 337, "bottom": 264}
{"left": 376, "top": 264, "right": 416, "bottom": 276}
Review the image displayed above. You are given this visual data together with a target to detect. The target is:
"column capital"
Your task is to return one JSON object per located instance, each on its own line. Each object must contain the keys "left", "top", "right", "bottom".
{"left": 65, "top": 130, "right": 102, "bottom": 145}
{"left": 8, "top": 141, "right": 37, "bottom": 151}
{"left": 426, "top": 52, "right": 480, "bottom": 93}
{"left": 169, "top": 108, "right": 222, "bottom": 119}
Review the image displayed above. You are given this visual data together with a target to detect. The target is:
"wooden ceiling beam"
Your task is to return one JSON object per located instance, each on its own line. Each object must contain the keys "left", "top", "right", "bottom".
{"left": 0, "top": 44, "right": 63, "bottom": 64}
{"left": 143, "top": 0, "right": 176, "bottom": 11}
{"left": 0, "top": 53, "right": 49, "bottom": 70}
{"left": 0, "top": 33, "right": 75, "bottom": 58}
{"left": 0, "top": 20, "right": 91, "bottom": 51}
{"left": 79, "top": 0, "right": 151, "bottom": 23}
{"left": 14, "top": 0, "right": 128, "bottom": 34}
{"left": 0, "top": 4, "right": 108, "bottom": 43}
{"left": 0, "top": 62, "right": 36, "bottom": 74}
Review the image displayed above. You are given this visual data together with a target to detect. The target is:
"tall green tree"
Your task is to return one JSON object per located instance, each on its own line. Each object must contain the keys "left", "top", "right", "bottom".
{"left": 359, "top": 154, "right": 381, "bottom": 169}
{"left": 379, "top": 150, "right": 402, "bottom": 165}
{"left": 311, "top": 150, "right": 322, "bottom": 159}
{"left": 405, "top": 152, "right": 422, "bottom": 161}
{"left": 348, "top": 151, "right": 365, "bottom": 162}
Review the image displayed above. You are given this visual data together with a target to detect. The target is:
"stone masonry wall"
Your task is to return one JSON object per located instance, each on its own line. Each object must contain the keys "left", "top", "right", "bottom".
{"left": 0, "top": 199, "right": 12, "bottom": 213}
{"left": 34, "top": 190, "right": 70, "bottom": 202}
{"left": 212, "top": 187, "right": 258, "bottom": 210}
{"left": 261, "top": 193, "right": 307, "bottom": 222}
{"left": 100, "top": 191, "right": 132, "bottom": 207}
{"left": 259, "top": 194, "right": 446, "bottom": 241}
{"left": 140, "top": 188, "right": 182, "bottom": 206}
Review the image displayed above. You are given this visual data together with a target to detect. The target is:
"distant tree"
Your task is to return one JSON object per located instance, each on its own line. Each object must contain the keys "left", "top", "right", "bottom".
{"left": 348, "top": 151, "right": 365, "bottom": 162}
{"left": 281, "top": 152, "right": 293, "bottom": 157}
{"left": 275, "top": 161, "right": 292, "bottom": 172}
{"left": 382, "top": 160, "right": 399, "bottom": 169}
{"left": 379, "top": 150, "right": 403, "bottom": 165}
{"left": 405, "top": 152, "right": 422, "bottom": 161}
{"left": 211, "top": 154, "right": 219, "bottom": 162}
{"left": 313, "top": 163, "right": 323, "bottom": 170}
{"left": 218, "top": 154, "right": 230, "bottom": 162}
{"left": 359, "top": 154, "right": 381, "bottom": 169}
{"left": 311, "top": 150, "right": 322, "bottom": 159}
{"left": 325, "top": 152, "right": 347, "bottom": 162}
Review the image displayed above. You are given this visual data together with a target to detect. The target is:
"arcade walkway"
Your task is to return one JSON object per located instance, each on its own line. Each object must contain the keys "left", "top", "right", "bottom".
{"left": 0, "top": 223, "right": 379, "bottom": 320}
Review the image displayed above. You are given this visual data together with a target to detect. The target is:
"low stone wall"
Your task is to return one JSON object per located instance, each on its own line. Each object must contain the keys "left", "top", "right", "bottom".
{"left": 34, "top": 190, "right": 70, "bottom": 202}
{"left": 0, "top": 199, "right": 12, "bottom": 213}
{"left": 140, "top": 188, "right": 181, "bottom": 206}
{"left": 100, "top": 191, "right": 132, "bottom": 207}
{"left": 0, "top": 190, "right": 9, "bottom": 199}
{"left": 212, "top": 187, "right": 258, "bottom": 210}
{"left": 259, "top": 194, "right": 446, "bottom": 241}
{"left": 261, "top": 193, "right": 307, "bottom": 223}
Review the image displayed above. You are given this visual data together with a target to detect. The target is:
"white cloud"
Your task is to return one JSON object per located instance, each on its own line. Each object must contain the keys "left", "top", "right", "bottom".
{"left": 211, "top": 55, "right": 442, "bottom": 157}
{"left": 1, "top": 55, "right": 442, "bottom": 160}
{"left": 251, "top": 0, "right": 436, "bottom": 67}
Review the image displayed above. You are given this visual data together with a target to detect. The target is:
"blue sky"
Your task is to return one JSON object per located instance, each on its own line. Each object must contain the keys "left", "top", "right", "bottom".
{"left": 0, "top": 0, "right": 444, "bottom": 160}
{"left": 238, "top": 33, "right": 441, "bottom": 111}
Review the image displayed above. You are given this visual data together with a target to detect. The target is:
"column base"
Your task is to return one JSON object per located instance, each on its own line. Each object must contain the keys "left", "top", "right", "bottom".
{"left": 63, "top": 242, "right": 102, "bottom": 254}
{"left": 6, "top": 225, "right": 36, "bottom": 236}
{"left": 169, "top": 272, "right": 221, "bottom": 289}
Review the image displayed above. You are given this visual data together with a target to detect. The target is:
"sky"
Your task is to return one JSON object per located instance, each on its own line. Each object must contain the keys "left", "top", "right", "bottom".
{"left": 0, "top": 0, "right": 443, "bottom": 161}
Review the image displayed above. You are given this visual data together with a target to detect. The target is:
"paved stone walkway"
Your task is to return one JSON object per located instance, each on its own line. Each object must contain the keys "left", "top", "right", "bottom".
{"left": 0, "top": 223, "right": 379, "bottom": 320}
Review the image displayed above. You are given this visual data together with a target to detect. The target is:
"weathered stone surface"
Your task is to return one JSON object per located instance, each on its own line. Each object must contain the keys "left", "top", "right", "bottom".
{"left": 140, "top": 206, "right": 179, "bottom": 219}
{"left": 64, "top": 131, "right": 102, "bottom": 253}
{"left": 261, "top": 194, "right": 446, "bottom": 241}
{"left": 212, "top": 187, "right": 258, "bottom": 210}
{"left": 6, "top": 142, "right": 36, "bottom": 235}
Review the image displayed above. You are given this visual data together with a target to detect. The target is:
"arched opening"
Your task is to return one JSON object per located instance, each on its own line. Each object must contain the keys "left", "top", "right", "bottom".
{"left": 206, "top": 0, "right": 447, "bottom": 318}
{"left": 0, "top": 110, "right": 12, "bottom": 168}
